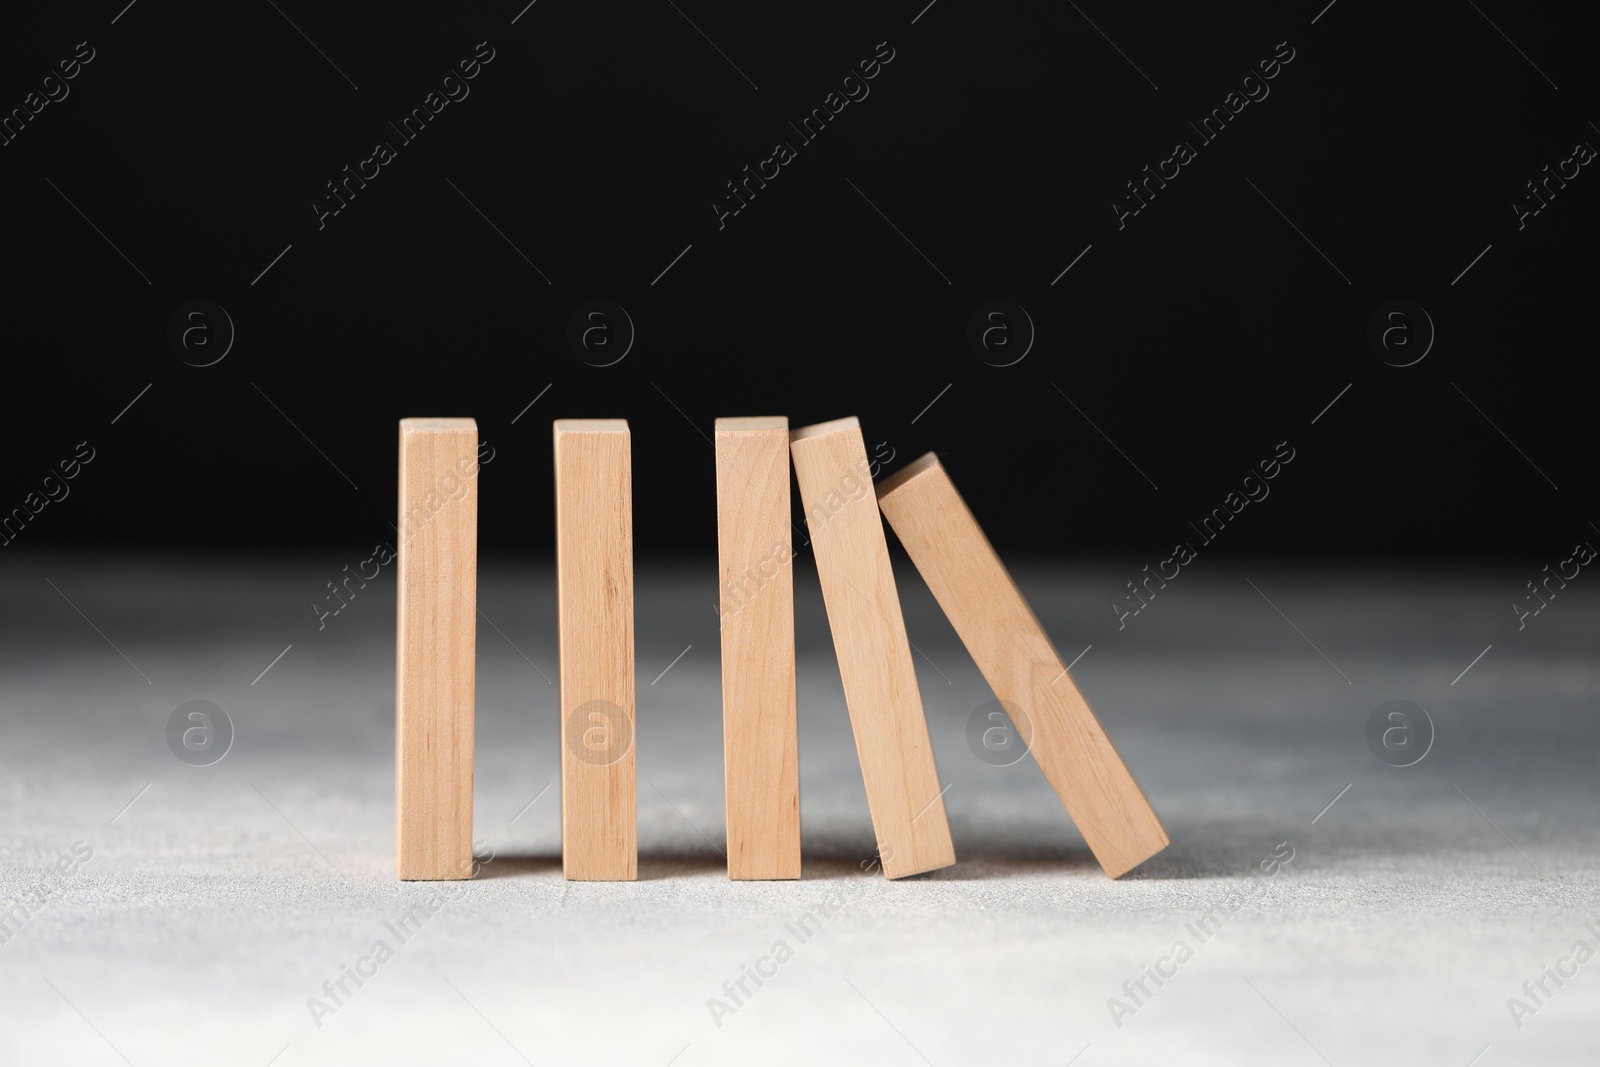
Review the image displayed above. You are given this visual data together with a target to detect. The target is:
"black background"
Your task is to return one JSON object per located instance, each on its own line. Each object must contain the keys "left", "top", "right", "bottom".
{"left": 2, "top": 1, "right": 1592, "bottom": 558}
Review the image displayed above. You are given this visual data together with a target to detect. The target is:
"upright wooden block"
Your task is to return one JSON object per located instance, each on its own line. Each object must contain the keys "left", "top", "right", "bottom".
{"left": 554, "top": 419, "right": 637, "bottom": 881}
{"left": 715, "top": 417, "right": 800, "bottom": 880}
{"left": 876, "top": 453, "right": 1169, "bottom": 878}
{"left": 396, "top": 418, "right": 479, "bottom": 880}
{"left": 789, "top": 417, "right": 955, "bottom": 879}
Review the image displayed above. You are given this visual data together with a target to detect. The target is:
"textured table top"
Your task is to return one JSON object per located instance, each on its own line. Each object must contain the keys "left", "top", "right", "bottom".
{"left": 1, "top": 553, "right": 1596, "bottom": 1065}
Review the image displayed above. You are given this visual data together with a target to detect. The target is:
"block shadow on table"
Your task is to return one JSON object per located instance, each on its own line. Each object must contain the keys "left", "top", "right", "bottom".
{"left": 472, "top": 821, "right": 1276, "bottom": 882}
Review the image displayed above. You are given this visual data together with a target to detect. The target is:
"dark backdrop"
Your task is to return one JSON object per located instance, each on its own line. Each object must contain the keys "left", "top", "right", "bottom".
{"left": 1, "top": 1, "right": 1592, "bottom": 558}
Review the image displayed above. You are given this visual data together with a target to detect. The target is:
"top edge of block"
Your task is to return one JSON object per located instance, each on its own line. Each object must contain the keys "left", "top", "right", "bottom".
{"left": 400, "top": 417, "right": 477, "bottom": 433}
{"left": 875, "top": 452, "right": 942, "bottom": 499}
{"left": 715, "top": 416, "right": 788, "bottom": 432}
{"left": 553, "top": 418, "right": 629, "bottom": 433}
{"left": 788, "top": 416, "right": 860, "bottom": 442}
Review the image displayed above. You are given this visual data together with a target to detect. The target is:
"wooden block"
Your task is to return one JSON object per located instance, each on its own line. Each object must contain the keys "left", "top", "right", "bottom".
{"left": 396, "top": 418, "right": 479, "bottom": 880}
{"left": 715, "top": 417, "right": 800, "bottom": 880}
{"left": 876, "top": 453, "right": 1169, "bottom": 878}
{"left": 789, "top": 417, "right": 955, "bottom": 879}
{"left": 553, "top": 419, "right": 637, "bottom": 881}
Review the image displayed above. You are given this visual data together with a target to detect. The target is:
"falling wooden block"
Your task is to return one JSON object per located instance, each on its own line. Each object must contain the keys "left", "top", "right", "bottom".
{"left": 876, "top": 453, "right": 1169, "bottom": 877}
{"left": 789, "top": 417, "right": 955, "bottom": 879}
{"left": 715, "top": 417, "right": 800, "bottom": 880}
{"left": 554, "top": 419, "right": 637, "bottom": 881}
{"left": 396, "top": 418, "right": 479, "bottom": 880}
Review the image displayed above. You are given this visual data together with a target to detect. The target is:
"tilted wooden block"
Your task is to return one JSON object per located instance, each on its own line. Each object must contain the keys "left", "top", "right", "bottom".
{"left": 789, "top": 417, "right": 955, "bottom": 879}
{"left": 715, "top": 417, "right": 800, "bottom": 880}
{"left": 554, "top": 419, "right": 637, "bottom": 881}
{"left": 876, "top": 453, "right": 1169, "bottom": 878}
{"left": 396, "top": 418, "right": 479, "bottom": 880}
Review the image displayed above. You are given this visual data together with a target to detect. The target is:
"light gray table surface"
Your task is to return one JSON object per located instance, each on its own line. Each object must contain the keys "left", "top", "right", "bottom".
{"left": 1, "top": 552, "right": 1595, "bottom": 1065}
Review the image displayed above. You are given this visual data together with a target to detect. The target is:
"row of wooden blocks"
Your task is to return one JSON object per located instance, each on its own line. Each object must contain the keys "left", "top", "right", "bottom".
{"left": 396, "top": 416, "right": 1168, "bottom": 881}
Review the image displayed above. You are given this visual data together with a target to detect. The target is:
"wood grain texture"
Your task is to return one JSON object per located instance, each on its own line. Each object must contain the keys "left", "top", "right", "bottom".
{"left": 876, "top": 453, "right": 1169, "bottom": 878}
{"left": 789, "top": 417, "right": 954, "bottom": 879}
{"left": 396, "top": 417, "right": 479, "bottom": 881}
{"left": 715, "top": 416, "right": 799, "bottom": 880}
{"left": 554, "top": 419, "right": 637, "bottom": 881}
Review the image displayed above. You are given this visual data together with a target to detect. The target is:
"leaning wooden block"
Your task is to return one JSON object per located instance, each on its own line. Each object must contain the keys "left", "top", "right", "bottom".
{"left": 789, "top": 417, "right": 955, "bottom": 879}
{"left": 396, "top": 418, "right": 480, "bottom": 880}
{"left": 716, "top": 417, "right": 800, "bottom": 880}
{"left": 554, "top": 419, "right": 637, "bottom": 881}
{"left": 876, "top": 453, "right": 1168, "bottom": 878}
